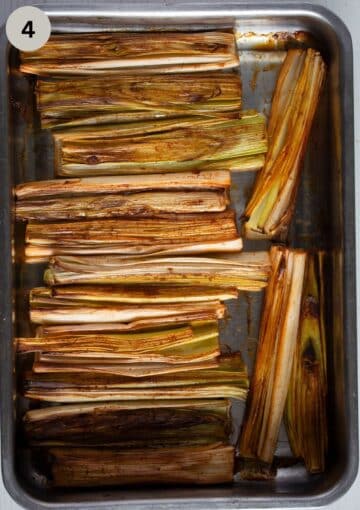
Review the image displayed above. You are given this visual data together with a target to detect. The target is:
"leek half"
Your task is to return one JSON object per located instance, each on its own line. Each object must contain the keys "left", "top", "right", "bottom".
{"left": 44, "top": 252, "right": 270, "bottom": 290}
{"left": 238, "top": 246, "right": 307, "bottom": 474}
{"left": 243, "top": 49, "right": 326, "bottom": 239}
{"left": 20, "top": 31, "right": 240, "bottom": 76}
{"left": 285, "top": 252, "right": 327, "bottom": 473}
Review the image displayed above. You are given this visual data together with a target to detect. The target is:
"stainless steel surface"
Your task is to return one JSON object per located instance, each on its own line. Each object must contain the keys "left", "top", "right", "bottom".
{"left": 0, "top": 2, "right": 357, "bottom": 509}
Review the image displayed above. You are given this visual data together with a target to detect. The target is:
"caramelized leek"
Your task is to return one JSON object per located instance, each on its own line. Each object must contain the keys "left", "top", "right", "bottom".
{"left": 53, "top": 113, "right": 267, "bottom": 176}
{"left": 23, "top": 399, "right": 231, "bottom": 446}
{"left": 29, "top": 300, "right": 226, "bottom": 325}
{"left": 30, "top": 285, "right": 238, "bottom": 305}
{"left": 25, "top": 211, "right": 242, "bottom": 260}
{"left": 20, "top": 31, "right": 239, "bottom": 76}
{"left": 36, "top": 318, "right": 218, "bottom": 336}
{"left": 44, "top": 252, "right": 270, "bottom": 290}
{"left": 244, "top": 49, "right": 326, "bottom": 239}
{"left": 16, "top": 190, "right": 229, "bottom": 221}
{"left": 238, "top": 247, "right": 307, "bottom": 473}
{"left": 23, "top": 354, "right": 248, "bottom": 402}
{"left": 37, "top": 72, "right": 242, "bottom": 129}
{"left": 45, "top": 444, "right": 235, "bottom": 487}
{"left": 18, "top": 323, "right": 220, "bottom": 363}
{"left": 32, "top": 358, "right": 220, "bottom": 377}
{"left": 15, "top": 170, "right": 231, "bottom": 201}
{"left": 285, "top": 252, "right": 327, "bottom": 473}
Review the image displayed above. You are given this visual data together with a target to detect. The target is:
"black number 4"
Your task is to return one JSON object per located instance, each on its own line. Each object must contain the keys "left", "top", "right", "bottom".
{"left": 21, "top": 20, "right": 35, "bottom": 38}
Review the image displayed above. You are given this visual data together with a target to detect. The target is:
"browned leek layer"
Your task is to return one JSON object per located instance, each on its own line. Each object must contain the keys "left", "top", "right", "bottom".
{"left": 46, "top": 443, "right": 235, "bottom": 487}
{"left": 20, "top": 324, "right": 221, "bottom": 376}
{"left": 18, "top": 323, "right": 219, "bottom": 361}
{"left": 52, "top": 113, "right": 267, "bottom": 176}
{"left": 23, "top": 399, "right": 231, "bottom": 447}
{"left": 25, "top": 211, "right": 243, "bottom": 261}
{"left": 244, "top": 49, "right": 326, "bottom": 239}
{"left": 20, "top": 31, "right": 240, "bottom": 76}
{"left": 29, "top": 300, "right": 226, "bottom": 325}
{"left": 285, "top": 252, "right": 327, "bottom": 473}
{"left": 32, "top": 357, "right": 220, "bottom": 378}
{"left": 35, "top": 318, "right": 218, "bottom": 336}
{"left": 29, "top": 284, "right": 238, "bottom": 305}
{"left": 15, "top": 170, "right": 231, "bottom": 201}
{"left": 43, "top": 252, "right": 270, "bottom": 290}
{"left": 16, "top": 190, "right": 229, "bottom": 222}
{"left": 22, "top": 354, "right": 248, "bottom": 403}
{"left": 37, "top": 72, "right": 242, "bottom": 129}
{"left": 238, "top": 246, "right": 307, "bottom": 473}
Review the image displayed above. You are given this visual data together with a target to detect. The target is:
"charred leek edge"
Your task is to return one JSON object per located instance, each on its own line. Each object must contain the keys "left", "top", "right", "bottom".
{"left": 29, "top": 284, "right": 239, "bottom": 305}
{"left": 15, "top": 170, "right": 231, "bottom": 201}
{"left": 238, "top": 246, "right": 307, "bottom": 469}
{"left": 20, "top": 31, "right": 239, "bottom": 76}
{"left": 29, "top": 300, "right": 226, "bottom": 325}
{"left": 16, "top": 190, "right": 229, "bottom": 222}
{"left": 45, "top": 443, "right": 235, "bottom": 487}
{"left": 18, "top": 323, "right": 220, "bottom": 363}
{"left": 244, "top": 49, "right": 326, "bottom": 239}
{"left": 284, "top": 252, "right": 327, "bottom": 474}
{"left": 23, "top": 353, "right": 249, "bottom": 403}
{"left": 23, "top": 399, "right": 231, "bottom": 446}
{"left": 53, "top": 114, "right": 267, "bottom": 176}
{"left": 43, "top": 252, "right": 270, "bottom": 289}
{"left": 35, "top": 319, "right": 218, "bottom": 337}
{"left": 36, "top": 72, "right": 242, "bottom": 129}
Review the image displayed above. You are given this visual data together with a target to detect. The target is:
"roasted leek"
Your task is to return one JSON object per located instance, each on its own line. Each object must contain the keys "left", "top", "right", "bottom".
{"left": 244, "top": 49, "right": 326, "bottom": 239}
{"left": 44, "top": 443, "right": 235, "bottom": 487}
{"left": 20, "top": 31, "right": 240, "bottom": 76}
{"left": 53, "top": 113, "right": 267, "bottom": 176}
{"left": 25, "top": 211, "right": 243, "bottom": 261}
{"left": 23, "top": 353, "right": 248, "bottom": 403}
{"left": 285, "top": 252, "right": 327, "bottom": 473}
{"left": 36, "top": 72, "right": 242, "bottom": 129}
{"left": 44, "top": 252, "right": 270, "bottom": 289}
{"left": 238, "top": 247, "right": 307, "bottom": 474}
{"left": 23, "top": 399, "right": 231, "bottom": 447}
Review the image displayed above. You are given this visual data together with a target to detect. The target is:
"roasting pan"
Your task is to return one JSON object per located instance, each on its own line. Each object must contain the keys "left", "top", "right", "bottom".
{"left": 0, "top": 1, "right": 357, "bottom": 508}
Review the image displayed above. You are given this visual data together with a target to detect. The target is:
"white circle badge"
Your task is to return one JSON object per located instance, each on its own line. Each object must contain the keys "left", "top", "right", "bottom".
{"left": 6, "top": 6, "right": 51, "bottom": 52}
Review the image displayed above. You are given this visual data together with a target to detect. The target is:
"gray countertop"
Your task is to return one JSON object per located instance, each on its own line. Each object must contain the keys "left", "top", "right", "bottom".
{"left": 1, "top": 0, "right": 359, "bottom": 508}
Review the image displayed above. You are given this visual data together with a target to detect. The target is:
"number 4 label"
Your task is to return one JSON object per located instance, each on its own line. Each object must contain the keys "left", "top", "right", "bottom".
{"left": 21, "top": 21, "right": 36, "bottom": 39}
{"left": 6, "top": 7, "right": 51, "bottom": 51}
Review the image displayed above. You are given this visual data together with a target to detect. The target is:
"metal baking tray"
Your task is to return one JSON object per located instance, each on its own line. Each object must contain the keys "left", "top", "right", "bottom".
{"left": 0, "top": 1, "right": 357, "bottom": 508}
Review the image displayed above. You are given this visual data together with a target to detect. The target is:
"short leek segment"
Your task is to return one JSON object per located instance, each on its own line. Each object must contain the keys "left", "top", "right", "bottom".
{"left": 244, "top": 49, "right": 326, "bottom": 239}
{"left": 36, "top": 72, "right": 242, "bottom": 129}
{"left": 24, "top": 211, "right": 243, "bottom": 262}
{"left": 20, "top": 31, "right": 240, "bottom": 76}
{"left": 238, "top": 247, "right": 307, "bottom": 477}
{"left": 22, "top": 353, "right": 249, "bottom": 403}
{"left": 42, "top": 444, "right": 235, "bottom": 487}
{"left": 23, "top": 399, "right": 231, "bottom": 447}
{"left": 43, "top": 252, "right": 270, "bottom": 290}
{"left": 285, "top": 252, "right": 327, "bottom": 474}
{"left": 52, "top": 113, "right": 267, "bottom": 176}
